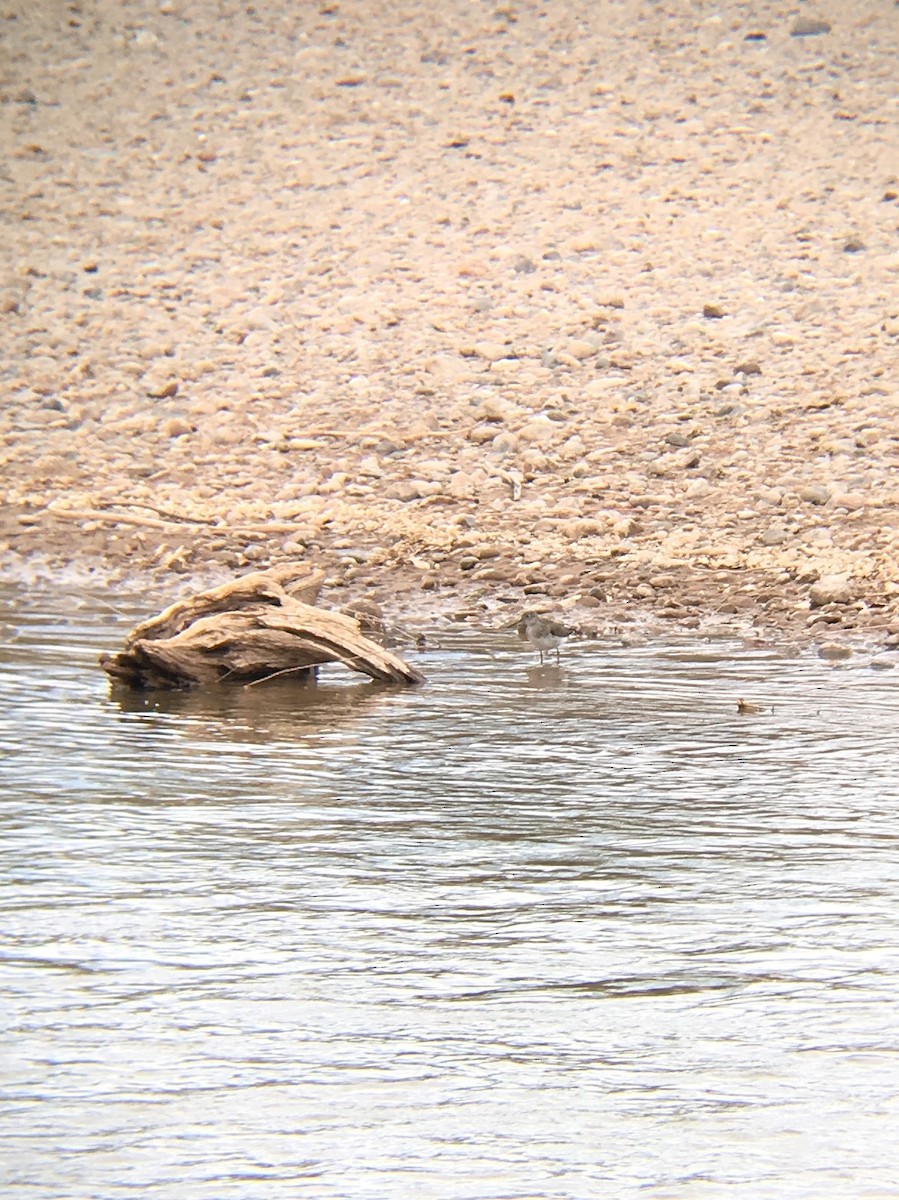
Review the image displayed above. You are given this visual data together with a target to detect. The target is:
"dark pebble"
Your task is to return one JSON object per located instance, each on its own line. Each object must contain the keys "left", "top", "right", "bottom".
{"left": 791, "top": 17, "right": 832, "bottom": 37}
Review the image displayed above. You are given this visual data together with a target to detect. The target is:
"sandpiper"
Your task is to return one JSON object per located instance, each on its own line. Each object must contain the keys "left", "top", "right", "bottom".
{"left": 517, "top": 611, "right": 571, "bottom": 665}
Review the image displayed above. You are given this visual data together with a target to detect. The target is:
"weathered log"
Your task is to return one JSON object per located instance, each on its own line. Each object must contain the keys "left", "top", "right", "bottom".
{"left": 125, "top": 564, "right": 325, "bottom": 644}
{"left": 100, "top": 567, "right": 425, "bottom": 689}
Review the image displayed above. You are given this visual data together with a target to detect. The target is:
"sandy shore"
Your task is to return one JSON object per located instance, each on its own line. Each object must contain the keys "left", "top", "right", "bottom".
{"left": 2, "top": 1, "right": 898, "bottom": 651}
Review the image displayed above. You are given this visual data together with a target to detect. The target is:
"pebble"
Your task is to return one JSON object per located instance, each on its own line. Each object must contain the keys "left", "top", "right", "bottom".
{"left": 491, "top": 431, "right": 518, "bottom": 455}
{"left": 473, "top": 341, "right": 515, "bottom": 363}
{"left": 798, "top": 484, "right": 831, "bottom": 505}
{"left": 564, "top": 339, "right": 599, "bottom": 360}
{"left": 702, "top": 303, "right": 725, "bottom": 319}
{"left": 791, "top": 17, "right": 831, "bottom": 37}
{"left": 759, "top": 526, "right": 788, "bottom": 546}
{"left": 391, "top": 482, "right": 424, "bottom": 502}
{"left": 809, "top": 576, "right": 852, "bottom": 608}
{"left": 830, "top": 491, "right": 866, "bottom": 511}
{"left": 468, "top": 423, "right": 498, "bottom": 445}
{"left": 146, "top": 378, "right": 179, "bottom": 399}
{"left": 685, "top": 479, "right": 711, "bottom": 499}
{"left": 160, "top": 416, "right": 192, "bottom": 438}
{"left": 518, "top": 417, "right": 559, "bottom": 447}
{"left": 818, "top": 642, "right": 852, "bottom": 661}
{"left": 447, "top": 472, "right": 476, "bottom": 499}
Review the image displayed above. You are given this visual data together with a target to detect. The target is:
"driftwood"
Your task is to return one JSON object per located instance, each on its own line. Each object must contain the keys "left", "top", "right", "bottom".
{"left": 100, "top": 565, "right": 425, "bottom": 689}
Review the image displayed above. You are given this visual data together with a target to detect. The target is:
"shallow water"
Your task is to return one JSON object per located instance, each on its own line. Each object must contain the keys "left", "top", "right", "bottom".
{"left": 1, "top": 585, "right": 898, "bottom": 1200}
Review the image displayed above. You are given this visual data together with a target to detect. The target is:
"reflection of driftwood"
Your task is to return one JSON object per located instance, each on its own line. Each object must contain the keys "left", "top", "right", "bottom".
{"left": 109, "top": 674, "right": 395, "bottom": 744}
{"left": 100, "top": 565, "right": 425, "bottom": 689}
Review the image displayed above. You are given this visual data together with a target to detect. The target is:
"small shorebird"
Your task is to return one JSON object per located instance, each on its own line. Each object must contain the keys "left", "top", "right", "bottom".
{"left": 517, "top": 611, "right": 571, "bottom": 665}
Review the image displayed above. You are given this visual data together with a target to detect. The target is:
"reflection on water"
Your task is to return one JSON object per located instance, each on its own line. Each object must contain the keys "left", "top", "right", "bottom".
{"left": 109, "top": 677, "right": 399, "bottom": 745}
{"left": 1, "top": 584, "right": 898, "bottom": 1200}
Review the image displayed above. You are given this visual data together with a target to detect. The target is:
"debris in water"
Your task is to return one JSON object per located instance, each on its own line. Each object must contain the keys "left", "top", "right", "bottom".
{"left": 100, "top": 564, "right": 425, "bottom": 689}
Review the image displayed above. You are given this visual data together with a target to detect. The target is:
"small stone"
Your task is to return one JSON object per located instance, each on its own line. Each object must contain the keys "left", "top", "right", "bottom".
{"left": 735, "top": 360, "right": 762, "bottom": 376}
{"left": 843, "top": 237, "right": 865, "bottom": 254}
{"left": 518, "top": 416, "right": 558, "bottom": 447}
{"left": 391, "top": 482, "right": 423, "bottom": 502}
{"left": 830, "top": 491, "right": 866, "bottom": 511}
{"left": 161, "top": 416, "right": 192, "bottom": 438}
{"left": 512, "top": 255, "right": 537, "bottom": 274}
{"left": 809, "top": 576, "right": 852, "bottom": 608}
{"left": 702, "top": 303, "right": 725, "bottom": 319}
{"left": 818, "top": 642, "right": 852, "bottom": 661}
{"left": 473, "top": 341, "right": 515, "bottom": 362}
{"left": 491, "top": 431, "right": 518, "bottom": 455}
{"left": 357, "top": 455, "right": 383, "bottom": 478}
{"left": 447, "top": 471, "right": 476, "bottom": 499}
{"left": 648, "top": 456, "right": 673, "bottom": 478}
{"left": 791, "top": 17, "right": 832, "bottom": 37}
{"left": 685, "top": 478, "right": 711, "bottom": 499}
{"left": 146, "top": 378, "right": 179, "bottom": 399}
{"left": 468, "top": 423, "right": 498, "bottom": 445}
{"left": 478, "top": 395, "right": 512, "bottom": 421}
{"left": 471, "top": 565, "right": 514, "bottom": 582}
{"left": 520, "top": 448, "right": 548, "bottom": 471}
{"left": 807, "top": 610, "right": 843, "bottom": 627}
{"left": 671, "top": 447, "right": 701, "bottom": 470}
{"left": 565, "top": 338, "right": 599, "bottom": 360}
{"left": 759, "top": 526, "right": 788, "bottom": 546}
{"left": 798, "top": 484, "right": 831, "bottom": 505}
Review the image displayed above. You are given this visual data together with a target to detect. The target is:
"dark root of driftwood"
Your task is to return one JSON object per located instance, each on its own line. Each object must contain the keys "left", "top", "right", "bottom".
{"left": 100, "top": 564, "right": 425, "bottom": 689}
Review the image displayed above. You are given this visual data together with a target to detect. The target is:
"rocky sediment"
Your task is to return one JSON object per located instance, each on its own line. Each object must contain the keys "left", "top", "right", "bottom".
{"left": 2, "top": 1, "right": 898, "bottom": 655}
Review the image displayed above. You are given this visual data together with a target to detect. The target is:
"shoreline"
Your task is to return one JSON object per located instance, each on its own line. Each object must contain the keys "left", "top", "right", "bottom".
{"left": 2, "top": 506, "right": 898, "bottom": 664}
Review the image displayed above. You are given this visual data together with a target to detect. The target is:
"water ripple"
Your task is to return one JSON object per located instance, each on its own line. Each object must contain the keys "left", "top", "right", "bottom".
{"left": 1, "top": 586, "right": 898, "bottom": 1198}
